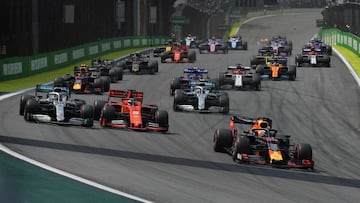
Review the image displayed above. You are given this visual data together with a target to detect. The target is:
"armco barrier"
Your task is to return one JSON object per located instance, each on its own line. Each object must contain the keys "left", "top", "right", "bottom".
{"left": 0, "top": 36, "right": 167, "bottom": 82}
{"left": 319, "top": 28, "right": 360, "bottom": 57}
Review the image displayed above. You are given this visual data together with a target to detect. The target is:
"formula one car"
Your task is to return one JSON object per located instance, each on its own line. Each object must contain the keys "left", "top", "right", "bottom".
{"left": 118, "top": 52, "right": 159, "bottom": 74}
{"left": 160, "top": 43, "right": 196, "bottom": 63}
{"left": 91, "top": 59, "right": 123, "bottom": 82}
{"left": 19, "top": 85, "right": 94, "bottom": 127}
{"left": 93, "top": 89, "right": 169, "bottom": 132}
{"left": 183, "top": 34, "right": 200, "bottom": 48}
{"left": 218, "top": 64, "right": 261, "bottom": 90}
{"left": 309, "top": 38, "right": 332, "bottom": 55}
{"left": 173, "top": 85, "right": 229, "bottom": 113}
{"left": 213, "top": 115, "right": 314, "bottom": 170}
{"left": 198, "top": 38, "right": 228, "bottom": 54}
{"left": 170, "top": 67, "right": 218, "bottom": 95}
{"left": 54, "top": 64, "right": 111, "bottom": 94}
{"left": 153, "top": 39, "right": 173, "bottom": 57}
{"left": 266, "top": 35, "right": 292, "bottom": 56}
{"left": 255, "top": 57, "right": 296, "bottom": 81}
{"left": 295, "top": 44, "right": 331, "bottom": 67}
{"left": 227, "top": 35, "right": 248, "bottom": 50}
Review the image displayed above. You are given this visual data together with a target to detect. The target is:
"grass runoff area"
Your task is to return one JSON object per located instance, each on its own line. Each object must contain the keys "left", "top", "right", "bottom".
{"left": 333, "top": 45, "right": 360, "bottom": 76}
{"left": 0, "top": 48, "right": 148, "bottom": 92}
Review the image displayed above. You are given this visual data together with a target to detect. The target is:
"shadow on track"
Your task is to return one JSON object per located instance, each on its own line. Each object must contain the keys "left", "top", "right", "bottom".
{"left": 1, "top": 135, "right": 359, "bottom": 189}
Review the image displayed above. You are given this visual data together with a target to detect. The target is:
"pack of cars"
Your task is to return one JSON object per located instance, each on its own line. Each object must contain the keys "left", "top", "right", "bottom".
{"left": 54, "top": 64, "right": 111, "bottom": 94}
{"left": 18, "top": 33, "right": 322, "bottom": 170}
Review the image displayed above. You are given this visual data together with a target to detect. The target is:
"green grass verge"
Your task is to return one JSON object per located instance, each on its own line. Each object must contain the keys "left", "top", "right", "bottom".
{"left": 0, "top": 48, "right": 148, "bottom": 92}
{"left": 333, "top": 45, "right": 360, "bottom": 76}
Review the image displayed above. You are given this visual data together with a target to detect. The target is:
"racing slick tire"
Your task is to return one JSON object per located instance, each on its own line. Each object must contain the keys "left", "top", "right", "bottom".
{"left": 100, "top": 76, "right": 111, "bottom": 92}
{"left": 19, "top": 95, "right": 34, "bottom": 116}
{"left": 148, "top": 60, "right": 157, "bottom": 74}
{"left": 109, "top": 68, "right": 118, "bottom": 83}
{"left": 253, "top": 74, "right": 262, "bottom": 91}
{"left": 94, "top": 78, "right": 104, "bottom": 92}
{"left": 93, "top": 100, "right": 107, "bottom": 120}
{"left": 115, "top": 67, "right": 123, "bottom": 80}
{"left": 170, "top": 78, "right": 181, "bottom": 95}
{"left": 24, "top": 99, "right": 39, "bottom": 121}
{"left": 219, "top": 92, "right": 229, "bottom": 114}
{"left": 255, "top": 65, "right": 265, "bottom": 74}
{"left": 218, "top": 72, "right": 225, "bottom": 86}
{"left": 160, "top": 53, "right": 168, "bottom": 63}
{"left": 100, "top": 105, "right": 115, "bottom": 127}
{"left": 295, "top": 143, "right": 312, "bottom": 161}
{"left": 295, "top": 55, "right": 302, "bottom": 67}
{"left": 155, "top": 110, "right": 169, "bottom": 130}
{"left": 288, "top": 65, "right": 297, "bottom": 81}
{"left": 213, "top": 128, "right": 233, "bottom": 152}
{"left": 173, "top": 90, "right": 186, "bottom": 111}
{"left": 324, "top": 56, "right": 331, "bottom": 67}
{"left": 232, "top": 136, "right": 251, "bottom": 161}
{"left": 243, "top": 41, "right": 248, "bottom": 50}
{"left": 250, "top": 57, "right": 258, "bottom": 68}
{"left": 81, "top": 104, "right": 94, "bottom": 127}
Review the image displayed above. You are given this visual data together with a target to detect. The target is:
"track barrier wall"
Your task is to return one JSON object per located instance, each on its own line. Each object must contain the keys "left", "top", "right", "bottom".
{"left": 319, "top": 28, "right": 360, "bottom": 57}
{"left": 0, "top": 36, "right": 167, "bottom": 82}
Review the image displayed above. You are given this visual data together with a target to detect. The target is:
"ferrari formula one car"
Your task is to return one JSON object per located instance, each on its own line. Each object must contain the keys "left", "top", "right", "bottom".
{"left": 198, "top": 38, "right": 228, "bottom": 54}
{"left": 19, "top": 85, "right": 94, "bottom": 127}
{"left": 255, "top": 57, "right": 296, "bottom": 81}
{"left": 227, "top": 35, "right": 248, "bottom": 50}
{"left": 213, "top": 115, "right": 314, "bottom": 170}
{"left": 170, "top": 67, "right": 218, "bottom": 95}
{"left": 118, "top": 52, "right": 159, "bottom": 74}
{"left": 295, "top": 44, "right": 331, "bottom": 67}
{"left": 54, "top": 64, "right": 111, "bottom": 94}
{"left": 161, "top": 43, "right": 196, "bottom": 63}
{"left": 93, "top": 89, "right": 169, "bottom": 132}
{"left": 218, "top": 64, "right": 261, "bottom": 90}
{"left": 173, "top": 85, "right": 229, "bottom": 113}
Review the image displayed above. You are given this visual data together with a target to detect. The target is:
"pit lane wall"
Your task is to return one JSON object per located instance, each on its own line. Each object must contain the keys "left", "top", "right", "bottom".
{"left": 319, "top": 28, "right": 360, "bottom": 57}
{"left": 0, "top": 36, "right": 166, "bottom": 82}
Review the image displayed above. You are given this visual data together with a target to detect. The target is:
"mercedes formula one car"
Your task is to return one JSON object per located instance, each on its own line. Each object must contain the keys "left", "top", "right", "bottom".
{"left": 173, "top": 85, "right": 229, "bottom": 113}
{"left": 118, "top": 52, "right": 159, "bottom": 74}
{"left": 93, "top": 89, "right": 169, "bottom": 132}
{"left": 295, "top": 44, "right": 331, "bottom": 67}
{"left": 218, "top": 64, "right": 261, "bottom": 91}
{"left": 170, "top": 67, "right": 218, "bottom": 95}
{"left": 160, "top": 43, "right": 196, "bottom": 63}
{"left": 19, "top": 85, "right": 94, "bottom": 127}
{"left": 213, "top": 115, "right": 314, "bottom": 170}
{"left": 54, "top": 64, "right": 111, "bottom": 94}
{"left": 198, "top": 38, "right": 228, "bottom": 54}
{"left": 227, "top": 35, "right": 248, "bottom": 50}
{"left": 255, "top": 57, "right": 296, "bottom": 81}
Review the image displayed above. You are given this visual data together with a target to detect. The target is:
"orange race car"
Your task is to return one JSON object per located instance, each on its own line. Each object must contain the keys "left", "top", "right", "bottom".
{"left": 213, "top": 115, "right": 314, "bottom": 170}
{"left": 93, "top": 89, "right": 169, "bottom": 132}
{"left": 255, "top": 57, "right": 296, "bottom": 81}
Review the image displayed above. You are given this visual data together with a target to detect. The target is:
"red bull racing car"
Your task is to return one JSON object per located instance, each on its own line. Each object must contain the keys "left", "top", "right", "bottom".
{"left": 213, "top": 115, "right": 314, "bottom": 170}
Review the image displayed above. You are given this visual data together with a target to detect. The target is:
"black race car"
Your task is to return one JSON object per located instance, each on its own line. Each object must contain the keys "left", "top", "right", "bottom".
{"left": 118, "top": 52, "right": 158, "bottom": 74}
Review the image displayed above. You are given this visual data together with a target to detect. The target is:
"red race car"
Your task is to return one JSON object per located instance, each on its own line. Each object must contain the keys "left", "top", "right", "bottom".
{"left": 161, "top": 43, "right": 196, "bottom": 63}
{"left": 213, "top": 115, "right": 314, "bottom": 170}
{"left": 94, "top": 89, "right": 169, "bottom": 132}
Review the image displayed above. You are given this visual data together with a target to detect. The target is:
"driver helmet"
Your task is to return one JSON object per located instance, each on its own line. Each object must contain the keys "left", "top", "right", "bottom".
{"left": 187, "top": 33, "right": 192, "bottom": 37}
{"left": 259, "top": 120, "right": 269, "bottom": 128}
{"left": 258, "top": 130, "right": 268, "bottom": 137}
{"left": 127, "top": 99, "right": 133, "bottom": 106}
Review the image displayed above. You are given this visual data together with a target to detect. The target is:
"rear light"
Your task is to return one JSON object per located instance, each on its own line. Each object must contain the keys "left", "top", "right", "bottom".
{"left": 233, "top": 129, "right": 238, "bottom": 135}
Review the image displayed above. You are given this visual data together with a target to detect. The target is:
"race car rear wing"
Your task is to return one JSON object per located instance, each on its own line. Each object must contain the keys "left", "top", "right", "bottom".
{"left": 184, "top": 68, "right": 208, "bottom": 73}
{"left": 108, "top": 89, "right": 143, "bottom": 101}
{"left": 227, "top": 65, "right": 251, "bottom": 70}
{"left": 230, "top": 115, "right": 272, "bottom": 126}
{"left": 35, "top": 84, "right": 70, "bottom": 98}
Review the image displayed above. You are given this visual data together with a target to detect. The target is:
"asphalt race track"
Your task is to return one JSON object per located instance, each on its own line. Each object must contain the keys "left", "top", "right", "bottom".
{"left": 1, "top": 9, "right": 360, "bottom": 203}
